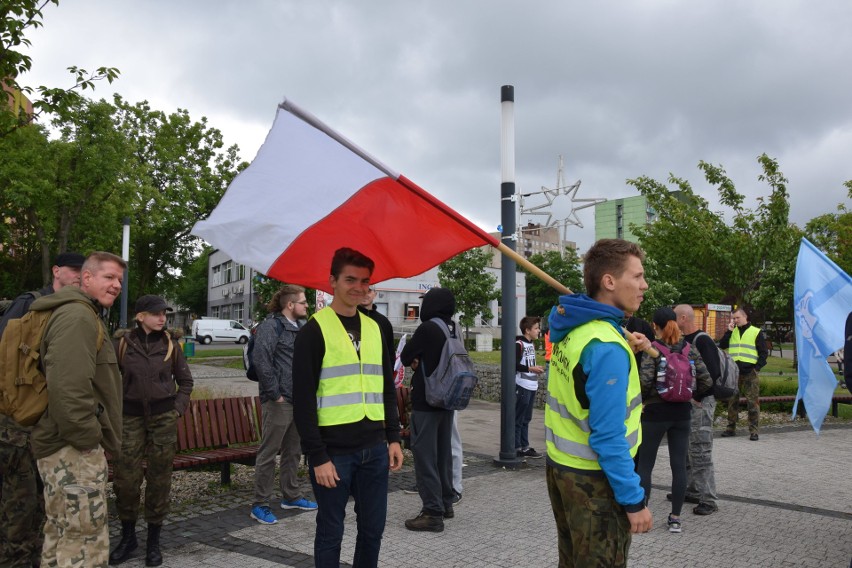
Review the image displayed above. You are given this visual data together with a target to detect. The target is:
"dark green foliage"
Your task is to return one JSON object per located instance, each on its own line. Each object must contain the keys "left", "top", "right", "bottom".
{"left": 629, "top": 154, "right": 804, "bottom": 321}
{"left": 523, "top": 247, "right": 583, "bottom": 319}
{"left": 438, "top": 248, "right": 499, "bottom": 341}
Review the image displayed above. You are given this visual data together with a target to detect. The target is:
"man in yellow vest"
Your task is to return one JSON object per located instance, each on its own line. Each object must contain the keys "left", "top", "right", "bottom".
{"left": 545, "top": 239, "right": 653, "bottom": 568}
{"left": 719, "top": 308, "right": 768, "bottom": 441}
{"left": 293, "top": 247, "right": 403, "bottom": 568}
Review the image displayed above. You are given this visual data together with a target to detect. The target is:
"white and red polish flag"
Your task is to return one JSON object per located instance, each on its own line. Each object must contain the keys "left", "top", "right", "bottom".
{"left": 192, "top": 99, "right": 499, "bottom": 293}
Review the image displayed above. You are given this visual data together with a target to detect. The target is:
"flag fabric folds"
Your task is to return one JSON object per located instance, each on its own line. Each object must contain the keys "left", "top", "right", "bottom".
{"left": 192, "top": 99, "right": 499, "bottom": 293}
{"left": 792, "top": 237, "right": 852, "bottom": 433}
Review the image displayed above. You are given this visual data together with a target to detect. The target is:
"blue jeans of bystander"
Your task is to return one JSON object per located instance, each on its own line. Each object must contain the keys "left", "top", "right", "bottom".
{"left": 310, "top": 443, "right": 389, "bottom": 568}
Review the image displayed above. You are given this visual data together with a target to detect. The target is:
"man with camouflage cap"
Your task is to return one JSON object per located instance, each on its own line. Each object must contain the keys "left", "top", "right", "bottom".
{"left": 0, "top": 251, "right": 85, "bottom": 567}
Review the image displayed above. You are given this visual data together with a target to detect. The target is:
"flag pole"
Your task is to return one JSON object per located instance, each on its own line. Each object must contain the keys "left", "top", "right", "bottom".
{"left": 497, "top": 242, "right": 570, "bottom": 294}
{"left": 497, "top": 241, "right": 659, "bottom": 356}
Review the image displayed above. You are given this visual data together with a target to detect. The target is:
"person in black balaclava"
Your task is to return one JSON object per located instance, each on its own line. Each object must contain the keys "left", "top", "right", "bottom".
{"left": 401, "top": 287, "right": 458, "bottom": 533}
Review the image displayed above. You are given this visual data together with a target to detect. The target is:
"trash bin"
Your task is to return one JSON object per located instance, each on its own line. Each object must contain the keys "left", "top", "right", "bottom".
{"left": 183, "top": 339, "right": 195, "bottom": 357}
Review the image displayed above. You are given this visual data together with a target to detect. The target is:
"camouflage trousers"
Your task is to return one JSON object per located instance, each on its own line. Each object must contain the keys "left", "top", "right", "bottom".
{"left": 113, "top": 411, "right": 178, "bottom": 525}
{"left": 546, "top": 464, "right": 631, "bottom": 568}
{"left": 726, "top": 369, "right": 760, "bottom": 434}
{"left": 687, "top": 396, "right": 718, "bottom": 504}
{"left": 37, "top": 445, "right": 109, "bottom": 568}
{"left": 0, "top": 440, "right": 45, "bottom": 567}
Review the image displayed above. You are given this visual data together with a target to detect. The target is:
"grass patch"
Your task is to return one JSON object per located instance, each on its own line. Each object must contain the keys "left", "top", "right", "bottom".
{"left": 762, "top": 355, "right": 797, "bottom": 378}
{"left": 187, "top": 348, "right": 243, "bottom": 359}
{"left": 469, "top": 350, "right": 502, "bottom": 365}
{"left": 223, "top": 359, "right": 246, "bottom": 370}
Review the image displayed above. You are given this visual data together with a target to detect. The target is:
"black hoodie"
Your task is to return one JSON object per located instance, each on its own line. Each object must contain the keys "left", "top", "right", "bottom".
{"left": 401, "top": 287, "right": 457, "bottom": 412}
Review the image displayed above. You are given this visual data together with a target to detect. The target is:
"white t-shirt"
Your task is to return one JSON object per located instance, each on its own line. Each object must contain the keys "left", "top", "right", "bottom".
{"left": 515, "top": 338, "right": 539, "bottom": 391}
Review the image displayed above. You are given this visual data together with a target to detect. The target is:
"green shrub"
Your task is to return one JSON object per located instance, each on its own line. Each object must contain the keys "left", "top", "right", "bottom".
{"left": 758, "top": 378, "right": 799, "bottom": 397}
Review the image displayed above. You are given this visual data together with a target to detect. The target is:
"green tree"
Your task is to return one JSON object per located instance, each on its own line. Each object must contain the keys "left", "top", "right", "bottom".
{"left": 636, "top": 256, "right": 679, "bottom": 321}
{"left": 0, "top": 0, "right": 119, "bottom": 136}
{"left": 437, "top": 247, "right": 499, "bottom": 340}
{"left": 629, "top": 154, "right": 798, "bottom": 320}
{"left": 172, "top": 248, "right": 211, "bottom": 317}
{"left": 523, "top": 247, "right": 583, "bottom": 318}
{"left": 113, "top": 96, "right": 245, "bottom": 299}
{"left": 0, "top": 98, "right": 135, "bottom": 293}
{"left": 804, "top": 181, "right": 852, "bottom": 275}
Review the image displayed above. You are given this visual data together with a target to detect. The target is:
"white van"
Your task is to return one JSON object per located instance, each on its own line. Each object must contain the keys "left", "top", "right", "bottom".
{"left": 192, "top": 318, "right": 250, "bottom": 344}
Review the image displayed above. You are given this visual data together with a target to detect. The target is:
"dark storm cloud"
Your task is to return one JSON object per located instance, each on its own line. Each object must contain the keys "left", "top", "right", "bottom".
{"left": 24, "top": 0, "right": 852, "bottom": 252}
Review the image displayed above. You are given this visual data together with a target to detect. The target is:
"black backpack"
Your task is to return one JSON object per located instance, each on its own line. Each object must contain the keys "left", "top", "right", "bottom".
{"left": 243, "top": 317, "right": 285, "bottom": 382}
{"left": 422, "top": 318, "right": 478, "bottom": 410}
{"left": 0, "top": 290, "right": 43, "bottom": 322}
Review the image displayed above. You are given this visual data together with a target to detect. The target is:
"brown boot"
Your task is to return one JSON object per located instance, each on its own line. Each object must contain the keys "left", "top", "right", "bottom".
{"left": 405, "top": 511, "right": 444, "bottom": 532}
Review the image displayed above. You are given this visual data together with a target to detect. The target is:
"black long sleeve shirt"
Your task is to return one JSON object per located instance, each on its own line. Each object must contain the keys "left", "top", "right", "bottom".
{"left": 683, "top": 330, "right": 722, "bottom": 401}
{"left": 292, "top": 311, "right": 400, "bottom": 468}
{"left": 719, "top": 324, "right": 769, "bottom": 374}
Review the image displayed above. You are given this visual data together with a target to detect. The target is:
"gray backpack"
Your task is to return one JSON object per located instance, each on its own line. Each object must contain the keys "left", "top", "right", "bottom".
{"left": 422, "top": 318, "right": 478, "bottom": 410}
{"left": 695, "top": 331, "right": 739, "bottom": 400}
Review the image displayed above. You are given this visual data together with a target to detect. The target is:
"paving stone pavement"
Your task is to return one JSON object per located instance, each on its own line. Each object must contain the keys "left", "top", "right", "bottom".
{"left": 111, "top": 369, "right": 852, "bottom": 567}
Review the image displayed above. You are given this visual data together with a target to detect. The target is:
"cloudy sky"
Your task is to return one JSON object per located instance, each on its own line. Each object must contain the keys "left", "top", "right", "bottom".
{"left": 21, "top": 0, "right": 852, "bottom": 253}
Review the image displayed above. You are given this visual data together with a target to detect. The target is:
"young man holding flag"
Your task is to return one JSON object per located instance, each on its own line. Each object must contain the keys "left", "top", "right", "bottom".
{"left": 545, "top": 239, "right": 653, "bottom": 567}
{"left": 293, "top": 248, "right": 403, "bottom": 568}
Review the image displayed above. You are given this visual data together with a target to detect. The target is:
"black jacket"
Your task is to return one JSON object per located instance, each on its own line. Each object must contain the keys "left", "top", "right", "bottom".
{"left": 401, "top": 288, "right": 457, "bottom": 413}
{"left": 0, "top": 285, "right": 52, "bottom": 337}
{"left": 359, "top": 305, "right": 395, "bottom": 360}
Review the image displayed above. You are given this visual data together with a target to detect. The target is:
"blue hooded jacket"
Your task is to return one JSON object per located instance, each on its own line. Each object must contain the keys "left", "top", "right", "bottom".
{"left": 548, "top": 294, "right": 645, "bottom": 510}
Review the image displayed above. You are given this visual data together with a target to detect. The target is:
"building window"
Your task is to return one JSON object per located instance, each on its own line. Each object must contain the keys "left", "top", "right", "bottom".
{"left": 224, "top": 261, "right": 233, "bottom": 284}
{"left": 237, "top": 264, "right": 246, "bottom": 281}
{"left": 404, "top": 303, "right": 420, "bottom": 320}
{"left": 221, "top": 304, "right": 231, "bottom": 319}
{"left": 212, "top": 265, "right": 221, "bottom": 286}
{"left": 233, "top": 303, "right": 244, "bottom": 322}
{"left": 646, "top": 205, "right": 656, "bottom": 223}
{"left": 211, "top": 306, "right": 220, "bottom": 318}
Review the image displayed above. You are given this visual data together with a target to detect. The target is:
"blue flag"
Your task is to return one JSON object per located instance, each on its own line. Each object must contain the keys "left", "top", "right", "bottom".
{"left": 793, "top": 238, "right": 852, "bottom": 433}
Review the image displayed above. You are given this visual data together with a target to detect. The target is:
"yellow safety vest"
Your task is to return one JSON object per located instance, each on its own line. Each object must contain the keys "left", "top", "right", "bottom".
{"left": 313, "top": 307, "right": 385, "bottom": 426}
{"left": 545, "top": 320, "right": 642, "bottom": 470}
{"left": 728, "top": 326, "right": 760, "bottom": 365}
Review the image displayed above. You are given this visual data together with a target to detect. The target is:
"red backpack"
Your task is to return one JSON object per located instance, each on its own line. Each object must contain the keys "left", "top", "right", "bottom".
{"left": 652, "top": 341, "right": 696, "bottom": 403}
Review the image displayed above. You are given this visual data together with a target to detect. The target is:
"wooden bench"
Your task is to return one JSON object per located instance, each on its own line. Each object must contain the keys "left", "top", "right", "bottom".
{"left": 108, "top": 396, "right": 262, "bottom": 485}
{"left": 735, "top": 394, "right": 852, "bottom": 417}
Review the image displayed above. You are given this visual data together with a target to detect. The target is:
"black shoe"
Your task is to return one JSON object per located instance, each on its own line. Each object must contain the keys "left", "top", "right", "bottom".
{"left": 518, "top": 447, "right": 543, "bottom": 459}
{"left": 666, "top": 493, "right": 700, "bottom": 504}
{"left": 145, "top": 524, "right": 163, "bottom": 567}
{"left": 451, "top": 490, "right": 462, "bottom": 505}
{"left": 443, "top": 505, "right": 454, "bottom": 519}
{"left": 405, "top": 511, "right": 444, "bottom": 532}
{"left": 720, "top": 430, "right": 736, "bottom": 437}
{"left": 109, "top": 521, "right": 138, "bottom": 565}
{"left": 693, "top": 502, "right": 718, "bottom": 515}
{"left": 749, "top": 433, "right": 759, "bottom": 441}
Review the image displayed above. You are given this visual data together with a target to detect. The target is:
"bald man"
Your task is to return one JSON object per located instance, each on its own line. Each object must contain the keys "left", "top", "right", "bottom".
{"left": 674, "top": 305, "right": 721, "bottom": 515}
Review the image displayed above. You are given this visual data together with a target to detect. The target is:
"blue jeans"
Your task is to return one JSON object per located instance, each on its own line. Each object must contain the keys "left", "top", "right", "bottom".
{"left": 310, "top": 443, "right": 389, "bottom": 568}
{"left": 515, "top": 386, "right": 536, "bottom": 449}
